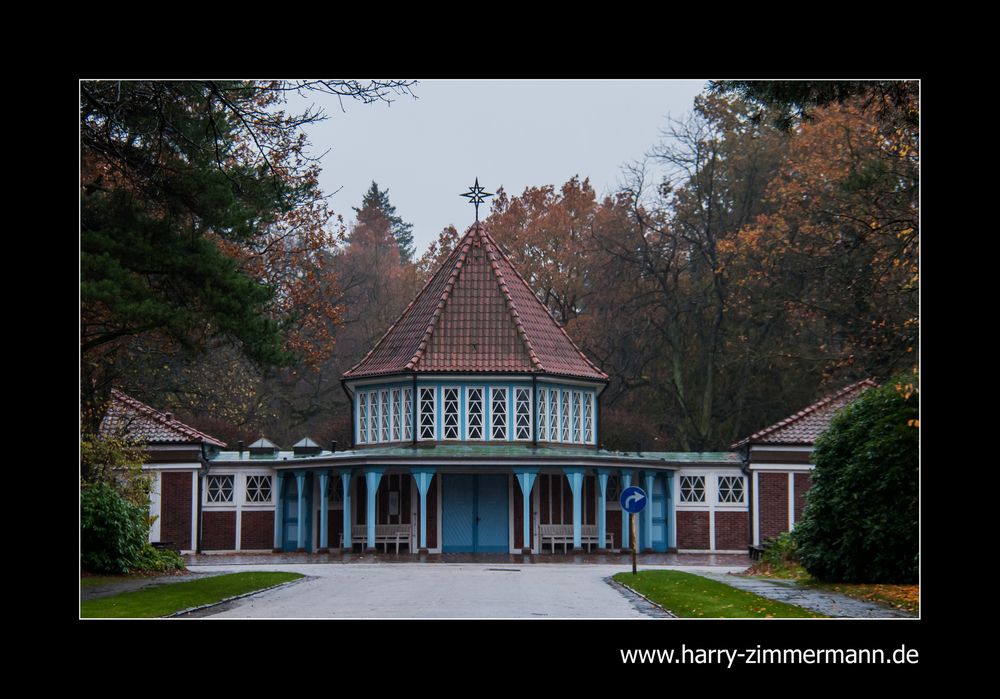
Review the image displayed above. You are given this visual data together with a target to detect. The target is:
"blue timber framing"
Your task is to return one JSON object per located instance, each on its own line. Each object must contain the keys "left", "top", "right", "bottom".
{"left": 513, "top": 467, "right": 539, "bottom": 553}
{"left": 340, "top": 470, "right": 353, "bottom": 551}
{"left": 562, "top": 467, "right": 586, "bottom": 551}
{"left": 364, "top": 467, "right": 385, "bottom": 551}
{"left": 295, "top": 470, "right": 307, "bottom": 551}
{"left": 643, "top": 471, "right": 655, "bottom": 553}
{"left": 273, "top": 472, "right": 285, "bottom": 551}
{"left": 410, "top": 467, "right": 436, "bottom": 552}
{"left": 318, "top": 469, "right": 330, "bottom": 551}
{"left": 620, "top": 469, "right": 634, "bottom": 550}
{"left": 597, "top": 468, "right": 615, "bottom": 551}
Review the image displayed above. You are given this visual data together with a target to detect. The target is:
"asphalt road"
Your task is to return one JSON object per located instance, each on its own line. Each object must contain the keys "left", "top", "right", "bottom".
{"left": 186, "top": 563, "right": 745, "bottom": 619}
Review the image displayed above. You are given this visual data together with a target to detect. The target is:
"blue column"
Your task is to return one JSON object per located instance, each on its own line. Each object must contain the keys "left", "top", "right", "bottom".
{"left": 597, "top": 468, "right": 613, "bottom": 551}
{"left": 563, "top": 467, "right": 585, "bottom": 551}
{"left": 410, "top": 467, "right": 436, "bottom": 552}
{"left": 643, "top": 471, "right": 655, "bottom": 553}
{"left": 666, "top": 470, "right": 677, "bottom": 550}
{"left": 318, "top": 470, "right": 329, "bottom": 551}
{"left": 295, "top": 471, "right": 306, "bottom": 551}
{"left": 364, "top": 468, "right": 385, "bottom": 551}
{"left": 274, "top": 472, "right": 285, "bottom": 551}
{"left": 620, "top": 469, "right": 634, "bottom": 550}
{"left": 513, "top": 468, "right": 539, "bottom": 553}
{"left": 341, "top": 470, "right": 353, "bottom": 551}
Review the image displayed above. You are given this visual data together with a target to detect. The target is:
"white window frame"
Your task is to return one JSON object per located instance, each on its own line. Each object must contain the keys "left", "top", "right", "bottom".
{"left": 442, "top": 386, "right": 460, "bottom": 440}
{"left": 245, "top": 474, "right": 273, "bottom": 504}
{"left": 537, "top": 388, "right": 548, "bottom": 441}
{"left": 207, "top": 474, "right": 235, "bottom": 504}
{"left": 514, "top": 387, "right": 532, "bottom": 441}
{"left": 380, "top": 389, "right": 390, "bottom": 443}
{"left": 572, "top": 391, "right": 582, "bottom": 444}
{"left": 391, "top": 387, "right": 401, "bottom": 442}
{"left": 583, "top": 392, "right": 594, "bottom": 444}
{"left": 358, "top": 391, "right": 368, "bottom": 445}
{"left": 680, "top": 475, "right": 706, "bottom": 504}
{"left": 717, "top": 475, "right": 746, "bottom": 505}
{"left": 548, "top": 388, "right": 559, "bottom": 442}
{"left": 466, "top": 386, "right": 485, "bottom": 440}
{"left": 490, "top": 386, "right": 508, "bottom": 441}
{"left": 403, "top": 387, "right": 413, "bottom": 442}
{"left": 418, "top": 386, "right": 436, "bottom": 441}
{"left": 560, "top": 390, "right": 571, "bottom": 442}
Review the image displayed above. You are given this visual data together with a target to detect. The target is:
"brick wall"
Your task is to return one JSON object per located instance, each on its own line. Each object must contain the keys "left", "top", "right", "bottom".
{"left": 202, "top": 511, "right": 236, "bottom": 550}
{"left": 677, "top": 511, "right": 710, "bottom": 549}
{"left": 794, "top": 473, "right": 812, "bottom": 523}
{"left": 240, "top": 511, "right": 274, "bottom": 550}
{"left": 607, "top": 509, "right": 623, "bottom": 549}
{"left": 715, "top": 511, "right": 748, "bottom": 550}
{"left": 160, "top": 471, "right": 192, "bottom": 549}
{"left": 759, "top": 472, "right": 789, "bottom": 542}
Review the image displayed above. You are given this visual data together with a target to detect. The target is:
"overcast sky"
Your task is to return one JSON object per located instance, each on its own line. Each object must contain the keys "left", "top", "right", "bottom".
{"left": 288, "top": 79, "right": 709, "bottom": 255}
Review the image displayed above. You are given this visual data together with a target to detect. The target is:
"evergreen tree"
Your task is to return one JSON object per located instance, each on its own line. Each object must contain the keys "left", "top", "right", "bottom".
{"left": 353, "top": 181, "right": 415, "bottom": 263}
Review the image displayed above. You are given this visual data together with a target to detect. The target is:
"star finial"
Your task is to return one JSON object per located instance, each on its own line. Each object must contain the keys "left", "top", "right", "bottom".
{"left": 460, "top": 177, "right": 493, "bottom": 223}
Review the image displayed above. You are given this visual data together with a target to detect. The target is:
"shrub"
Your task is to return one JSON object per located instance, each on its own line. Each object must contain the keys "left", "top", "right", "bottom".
{"left": 761, "top": 531, "right": 798, "bottom": 568}
{"left": 133, "top": 544, "right": 186, "bottom": 573}
{"left": 81, "top": 482, "right": 149, "bottom": 574}
{"left": 793, "top": 375, "right": 918, "bottom": 583}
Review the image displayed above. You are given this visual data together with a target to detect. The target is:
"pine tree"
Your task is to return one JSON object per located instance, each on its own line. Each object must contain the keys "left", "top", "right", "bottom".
{"left": 353, "top": 181, "right": 415, "bottom": 263}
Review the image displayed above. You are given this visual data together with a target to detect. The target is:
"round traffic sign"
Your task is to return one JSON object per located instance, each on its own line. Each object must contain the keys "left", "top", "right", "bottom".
{"left": 620, "top": 485, "right": 647, "bottom": 514}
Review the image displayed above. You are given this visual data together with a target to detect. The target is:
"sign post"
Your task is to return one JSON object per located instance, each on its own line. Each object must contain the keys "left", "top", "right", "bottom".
{"left": 620, "top": 485, "right": 647, "bottom": 576}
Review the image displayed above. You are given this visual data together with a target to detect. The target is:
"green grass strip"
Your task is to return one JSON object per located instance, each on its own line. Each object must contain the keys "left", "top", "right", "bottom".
{"left": 81, "top": 572, "right": 304, "bottom": 618}
{"left": 613, "top": 570, "right": 824, "bottom": 618}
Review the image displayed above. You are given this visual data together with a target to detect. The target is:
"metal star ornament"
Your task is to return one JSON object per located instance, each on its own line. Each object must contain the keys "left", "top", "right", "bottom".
{"left": 460, "top": 177, "right": 493, "bottom": 222}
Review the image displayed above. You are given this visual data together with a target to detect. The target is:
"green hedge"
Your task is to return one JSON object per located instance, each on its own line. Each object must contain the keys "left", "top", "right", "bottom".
{"left": 794, "top": 377, "right": 918, "bottom": 583}
{"left": 81, "top": 483, "right": 149, "bottom": 574}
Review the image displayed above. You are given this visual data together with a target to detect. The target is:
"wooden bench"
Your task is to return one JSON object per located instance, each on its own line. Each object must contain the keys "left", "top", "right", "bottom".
{"left": 342, "top": 524, "right": 411, "bottom": 554}
{"left": 540, "top": 524, "right": 614, "bottom": 553}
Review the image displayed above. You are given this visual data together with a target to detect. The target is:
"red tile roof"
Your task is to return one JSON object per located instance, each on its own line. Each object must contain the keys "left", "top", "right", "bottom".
{"left": 732, "top": 379, "right": 878, "bottom": 448}
{"left": 100, "top": 389, "right": 227, "bottom": 447}
{"left": 344, "top": 223, "right": 608, "bottom": 381}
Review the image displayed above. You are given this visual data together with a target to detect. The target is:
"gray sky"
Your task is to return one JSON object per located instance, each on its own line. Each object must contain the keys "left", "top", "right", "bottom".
{"left": 289, "top": 79, "right": 708, "bottom": 255}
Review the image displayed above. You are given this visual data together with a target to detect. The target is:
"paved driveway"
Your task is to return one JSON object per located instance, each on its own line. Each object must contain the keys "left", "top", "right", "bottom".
{"left": 186, "top": 563, "right": 744, "bottom": 619}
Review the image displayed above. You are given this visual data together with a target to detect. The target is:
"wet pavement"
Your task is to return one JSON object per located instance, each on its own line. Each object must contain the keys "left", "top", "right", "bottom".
{"left": 698, "top": 573, "right": 917, "bottom": 618}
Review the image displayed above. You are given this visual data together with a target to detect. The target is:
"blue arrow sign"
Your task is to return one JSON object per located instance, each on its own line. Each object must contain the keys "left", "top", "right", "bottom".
{"left": 620, "top": 486, "right": 647, "bottom": 514}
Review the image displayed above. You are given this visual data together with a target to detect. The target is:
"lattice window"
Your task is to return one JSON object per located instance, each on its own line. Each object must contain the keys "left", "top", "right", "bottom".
{"left": 207, "top": 475, "right": 234, "bottom": 503}
{"left": 515, "top": 387, "right": 531, "bottom": 440}
{"left": 419, "top": 387, "right": 436, "bottom": 440}
{"left": 403, "top": 387, "right": 413, "bottom": 441}
{"left": 491, "top": 386, "right": 508, "bottom": 440}
{"left": 680, "top": 475, "right": 706, "bottom": 503}
{"left": 467, "top": 387, "right": 484, "bottom": 439}
{"left": 245, "top": 475, "right": 272, "bottom": 503}
{"left": 548, "top": 388, "right": 559, "bottom": 442}
{"left": 325, "top": 476, "right": 344, "bottom": 503}
{"left": 561, "top": 390, "right": 571, "bottom": 442}
{"left": 537, "top": 389, "right": 548, "bottom": 441}
{"left": 607, "top": 474, "right": 622, "bottom": 510}
{"left": 572, "top": 391, "right": 582, "bottom": 443}
{"left": 443, "top": 387, "right": 460, "bottom": 439}
{"left": 583, "top": 392, "right": 594, "bottom": 444}
{"left": 717, "top": 476, "right": 745, "bottom": 504}
{"left": 369, "top": 390, "right": 379, "bottom": 443}
{"left": 380, "top": 389, "right": 390, "bottom": 443}
{"left": 358, "top": 392, "right": 368, "bottom": 445}
{"left": 391, "top": 388, "right": 401, "bottom": 441}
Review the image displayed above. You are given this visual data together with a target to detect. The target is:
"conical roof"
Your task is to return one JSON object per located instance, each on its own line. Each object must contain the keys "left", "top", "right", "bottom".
{"left": 344, "top": 223, "right": 607, "bottom": 381}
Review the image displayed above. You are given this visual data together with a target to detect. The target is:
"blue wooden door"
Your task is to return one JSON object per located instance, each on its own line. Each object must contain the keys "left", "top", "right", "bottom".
{"left": 476, "top": 474, "right": 509, "bottom": 552}
{"left": 442, "top": 474, "right": 509, "bottom": 553}
{"left": 651, "top": 474, "right": 668, "bottom": 552}
{"left": 282, "top": 475, "right": 313, "bottom": 551}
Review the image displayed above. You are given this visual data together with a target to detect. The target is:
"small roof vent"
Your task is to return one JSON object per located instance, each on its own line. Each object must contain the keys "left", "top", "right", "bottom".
{"left": 248, "top": 437, "right": 280, "bottom": 458}
{"left": 293, "top": 437, "right": 322, "bottom": 457}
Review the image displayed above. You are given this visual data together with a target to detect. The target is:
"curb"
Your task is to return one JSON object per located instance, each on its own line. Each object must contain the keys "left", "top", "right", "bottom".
{"left": 166, "top": 576, "right": 310, "bottom": 618}
{"left": 607, "top": 576, "right": 677, "bottom": 618}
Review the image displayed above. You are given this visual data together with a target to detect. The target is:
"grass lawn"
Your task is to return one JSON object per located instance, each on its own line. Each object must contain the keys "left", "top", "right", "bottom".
{"left": 745, "top": 561, "right": 918, "bottom": 614}
{"left": 613, "top": 570, "right": 824, "bottom": 618}
{"left": 80, "top": 572, "right": 304, "bottom": 618}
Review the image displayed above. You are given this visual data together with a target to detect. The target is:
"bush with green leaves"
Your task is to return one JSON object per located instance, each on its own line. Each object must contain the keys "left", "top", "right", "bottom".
{"left": 793, "top": 376, "right": 918, "bottom": 583}
{"left": 81, "top": 482, "right": 149, "bottom": 574}
{"left": 134, "top": 544, "right": 186, "bottom": 573}
{"left": 761, "top": 531, "right": 798, "bottom": 568}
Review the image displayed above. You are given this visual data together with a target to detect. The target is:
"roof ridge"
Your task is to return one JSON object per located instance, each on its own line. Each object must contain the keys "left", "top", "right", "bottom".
{"left": 480, "top": 226, "right": 546, "bottom": 372}
{"left": 732, "top": 378, "right": 877, "bottom": 448}
{"left": 480, "top": 226, "right": 608, "bottom": 379}
{"left": 405, "top": 229, "right": 475, "bottom": 370}
{"left": 108, "top": 389, "right": 226, "bottom": 447}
